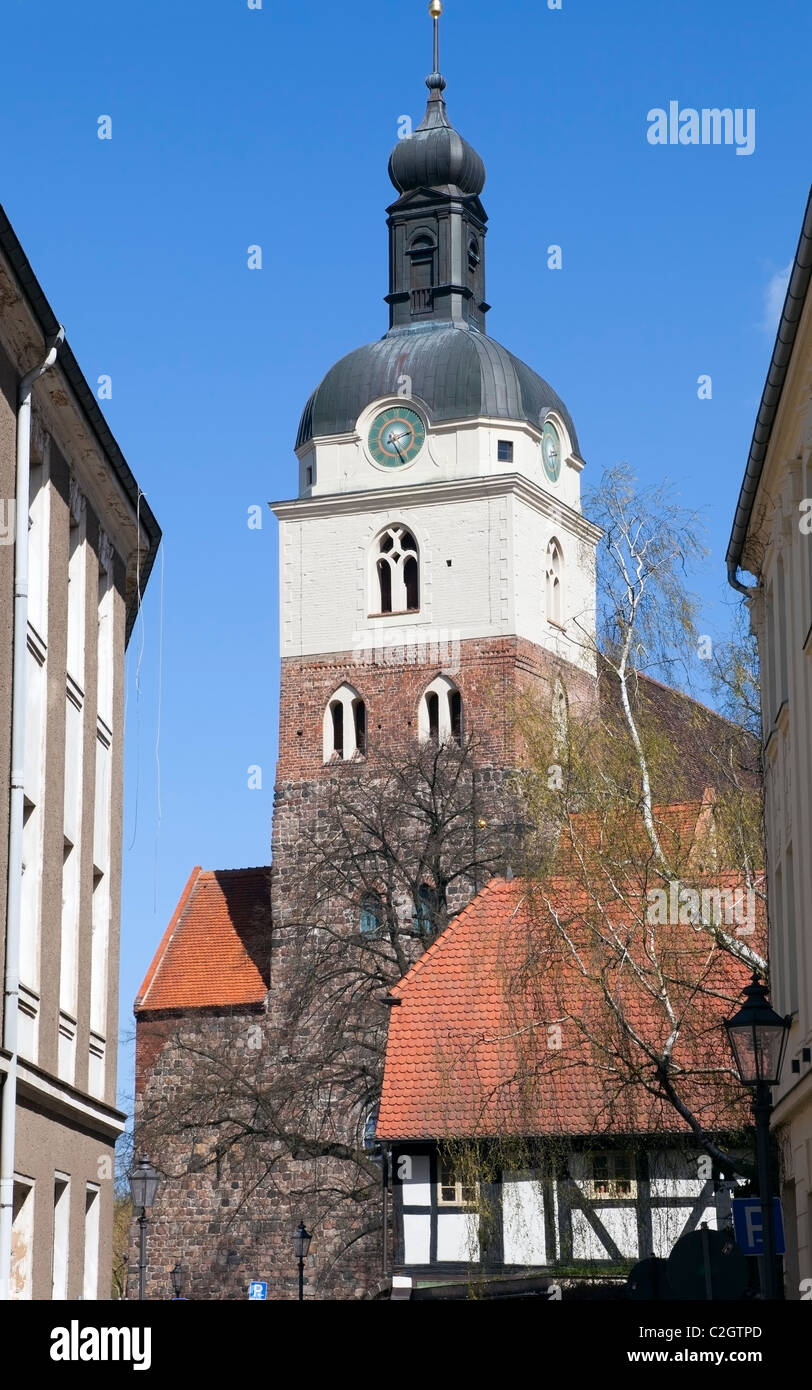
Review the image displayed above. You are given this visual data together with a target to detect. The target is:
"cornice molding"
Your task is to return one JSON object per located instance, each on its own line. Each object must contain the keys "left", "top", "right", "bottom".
{"left": 271, "top": 471, "right": 603, "bottom": 546}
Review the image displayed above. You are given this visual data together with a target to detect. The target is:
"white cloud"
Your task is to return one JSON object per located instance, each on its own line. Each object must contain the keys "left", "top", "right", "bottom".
{"left": 763, "top": 261, "right": 792, "bottom": 334}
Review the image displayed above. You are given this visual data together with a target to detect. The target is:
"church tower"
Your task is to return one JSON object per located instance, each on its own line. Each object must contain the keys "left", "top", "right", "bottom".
{"left": 271, "top": 8, "right": 600, "bottom": 893}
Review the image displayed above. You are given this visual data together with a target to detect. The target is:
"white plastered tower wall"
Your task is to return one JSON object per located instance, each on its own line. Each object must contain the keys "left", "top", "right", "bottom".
{"left": 297, "top": 406, "right": 584, "bottom": 514}
{"left": 276, "top": 412, "right": 599, "bottom": 674}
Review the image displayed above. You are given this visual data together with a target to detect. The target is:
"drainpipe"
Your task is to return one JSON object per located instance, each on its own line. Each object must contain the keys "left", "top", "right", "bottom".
{"left": 0, "top": 328, "right": 64, "bottom": 1300}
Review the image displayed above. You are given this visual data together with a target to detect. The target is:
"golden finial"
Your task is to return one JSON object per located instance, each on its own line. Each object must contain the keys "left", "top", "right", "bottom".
{"left": 429, "top": 1, "right": 443, "bottom": 15}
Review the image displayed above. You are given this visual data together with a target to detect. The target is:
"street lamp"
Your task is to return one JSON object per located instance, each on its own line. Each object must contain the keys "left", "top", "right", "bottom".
{"left": 171, "top": 1264, "right": 185, "bottom": 1299}
{"left": 128, "top": 1157, "right": 160, "bottom": 1302}
{"left": 724, "top": 975, "right": 791, "bottom": 1299}
{"left": 293, "top": 1222, "right": 312, "bottom": 1302}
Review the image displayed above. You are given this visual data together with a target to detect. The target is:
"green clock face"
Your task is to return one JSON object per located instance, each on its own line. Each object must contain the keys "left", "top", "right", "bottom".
{"left": 541, "top": 420, "right": 562, "bottom": 482}
{"left": 368, "top": 407, "right": 426, "bottom": 467}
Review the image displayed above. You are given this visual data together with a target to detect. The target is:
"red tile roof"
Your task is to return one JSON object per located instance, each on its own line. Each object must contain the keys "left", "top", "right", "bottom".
{"left": 378, "top": 874, "right": 761, "bottom": 1141}
{"left": 135, "top": 867, "right": 271, "bottom": 1013}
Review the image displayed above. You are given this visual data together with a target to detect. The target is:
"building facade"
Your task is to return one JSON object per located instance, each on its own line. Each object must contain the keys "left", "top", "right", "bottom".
{"left": 378, "top": 875, "right": 754, "bottom": 1299}
{"left": 727, "top": 186, "right": 812, "bottom": 1298}
{"left": 0, "top": 206, "right": 160, "bottom": 1298}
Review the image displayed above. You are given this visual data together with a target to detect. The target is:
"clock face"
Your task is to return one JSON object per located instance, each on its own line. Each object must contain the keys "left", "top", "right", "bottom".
{"left": 541, "top": 420, "right": 562, "bottom": 482}
{"left": 368, "top": 406, "right": 426, "bottom": 467}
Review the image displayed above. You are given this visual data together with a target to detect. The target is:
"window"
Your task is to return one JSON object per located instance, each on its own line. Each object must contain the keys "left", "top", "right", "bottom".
{"left": 323, "top": 685, "right": 367, "bottom": 762}
{"left": 412, "top": 883, "right": 439, "bottom": 936}
{"left": 354, "top": 699, "right": 367, "bottom": 756}
{"left": 362, "top": 1110, "right": 379, "bottom": 1153}
{"left": 497, "top": 440, "right": 514, "bottom": 464}
{"left": 83, "top": 1186, "right": 100, "bottom": 1300}
{"left": 10, "top": 1178, "right": 35, "bottom": 1300}
{"left": 552, "top": 678, "right": 568, "bottom": 754}
{"left": 546, "top": 538, "right": 563, "bottom": 626}
{"left": 426, "top": 691, "right": 439, "bottom": 741}
{"left": 52, "top": 1176, "right": 70, "bottom": 1299}
{"left": 763, "top": 581, "right": 776, "bottom": 731}
{"left": 331, "top": 702, "right": 344, "bottom": 758}
{"left": 66, "top": 479, "right": 86, "bottom": 688}
{"left": 305, "top": 465, "right": 313, "bottom": 487}
{"left": 409, "top": 235, "right": 435, "bottom": 315}
{"left": 419, "top": 676, "right": 463, "bottom": 746}
{"left": 360, "top": 892, "right": 382, "bottom": 936}
{"left": 468, "top": 238, "right": 480, "bottom": 276}
{"left": 97, "top": 550, "right": 114, "bottom": 730}
{"left": 449, "top": 690, "right": 462, "bottom": 744}
{"left": 776, "top": 555, "right": 789, "bottom": 709}
{"left": 784, "top": 846, "right": 798, "bottom": 1015}
{"left": 585, "top": 1152, "right": 636, "bottom": 1199}
{"left": 28, "top": 454, "right": 50, "bottom": 639}
{"left": 438, "top": 1160, "right": 478, "bottom": 1207}
{"left": 374, "top": 526, "right": 420, "bottom": 615}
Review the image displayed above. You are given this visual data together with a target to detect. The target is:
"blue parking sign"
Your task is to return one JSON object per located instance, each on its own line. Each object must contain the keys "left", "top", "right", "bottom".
{"left": 248, "top": 1281, "right": 268, "bottom": 1300}
{"left": 732, "top": 1198, "right": 786, "bottom": 1256}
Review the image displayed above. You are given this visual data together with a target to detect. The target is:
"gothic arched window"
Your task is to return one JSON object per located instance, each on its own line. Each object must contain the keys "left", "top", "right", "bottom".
{"left": 323, "top": 684, "right": 367, "bottom": 762}
{"left": 373, "top": 526, "right": 420, "bottom": 615}
{"left": 419, "top": 676, "right": 463, "bottom": 746}
{"left": 546, "top": 538, "right": 563, "bottom": 626}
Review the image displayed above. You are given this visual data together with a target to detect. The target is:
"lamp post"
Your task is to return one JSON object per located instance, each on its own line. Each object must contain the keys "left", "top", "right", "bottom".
{"left": 724, "top": 975, "right": 791, "bottom": 1300}
{"left": 293, "top": 1222, "right": 312, "bottom": 1302}
{"left": 128, "top": 1157, "right": 160, "bottom": 1302}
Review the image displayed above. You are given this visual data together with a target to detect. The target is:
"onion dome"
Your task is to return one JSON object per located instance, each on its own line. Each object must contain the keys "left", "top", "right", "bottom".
{"left": 388, "top": 71, "right": 486, "bottom": 197}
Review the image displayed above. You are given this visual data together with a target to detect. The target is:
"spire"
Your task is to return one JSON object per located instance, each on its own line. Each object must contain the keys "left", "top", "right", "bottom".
{"left": 384, "top": 3, "right": 490, "bottom": 333}
{"left": 424, "top": 1, "right": 449, "bottom": 130}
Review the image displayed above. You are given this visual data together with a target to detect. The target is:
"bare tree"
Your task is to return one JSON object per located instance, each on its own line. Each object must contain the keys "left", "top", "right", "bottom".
{"left": 135, "top": 736, "right": 519, "bottom": 1289}
{"left": 509, "top": 464, "right": 765, "bottom": 1172}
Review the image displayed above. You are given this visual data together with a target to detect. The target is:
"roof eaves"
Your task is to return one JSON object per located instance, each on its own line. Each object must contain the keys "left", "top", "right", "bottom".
{"left": 0, "top": 203, "right": 162, "bottom": 639}
{"left": 726, "top": 185, "right": 812, "bottom": 589}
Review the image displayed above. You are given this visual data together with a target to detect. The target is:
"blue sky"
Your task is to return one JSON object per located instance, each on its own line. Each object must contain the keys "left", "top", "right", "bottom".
{"left": 3, "top": 0, "right": 810, "bottom": 1112}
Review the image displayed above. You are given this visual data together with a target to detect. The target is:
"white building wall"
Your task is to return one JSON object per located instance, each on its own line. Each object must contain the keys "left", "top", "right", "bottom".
{"left": 741, "top": 282, "right": 812, "bottom": 1296}
{"left": 276, "top": 481, "right": 599, "bottom": 674}
{"left": 299, "top": 410, "right": 585, "bottom": 516}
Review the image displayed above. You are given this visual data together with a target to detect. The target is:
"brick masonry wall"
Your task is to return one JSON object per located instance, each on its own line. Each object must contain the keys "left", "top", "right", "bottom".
{"left": 133, "top": 638, "right": 596, "bottom": 1299}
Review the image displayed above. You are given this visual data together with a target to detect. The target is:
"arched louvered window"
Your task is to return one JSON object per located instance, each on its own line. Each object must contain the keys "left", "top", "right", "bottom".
{"left": 323, "top": 685, "right": 367, "bottom": 762}
{"left": 409, "top": 233, "right": 436, "bottom": 315}
{"left": 373, "top": 526, "right": 420, "bottom": 615}
{"left": 419, "top": 676, "right": 463, "bottom": 746}
{"left": 546, "top": 538, "right": 563, "bottom": 626}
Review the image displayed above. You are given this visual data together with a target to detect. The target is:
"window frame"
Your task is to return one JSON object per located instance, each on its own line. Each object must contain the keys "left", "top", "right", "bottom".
{"left": 372, "top": 525, "right": 420, "bottom": 617}
{"left": 437, "top": 1160, "right": 479, "bottom": 1209}
{"left": 583, "top": 1151, "right": 637, "bottom": 1200}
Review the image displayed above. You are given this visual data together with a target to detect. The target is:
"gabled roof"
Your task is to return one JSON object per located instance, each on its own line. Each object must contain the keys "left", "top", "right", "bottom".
{"left": 378, "top": 874, "right": 758, "bottom": 1142}
{"left": 135, "top": 867, "right": 271, "bottom": 1013}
